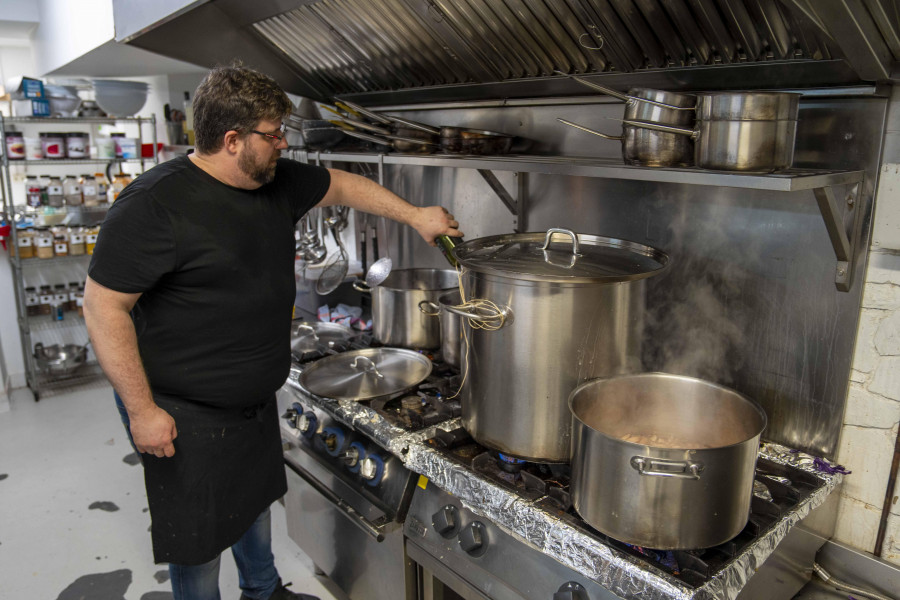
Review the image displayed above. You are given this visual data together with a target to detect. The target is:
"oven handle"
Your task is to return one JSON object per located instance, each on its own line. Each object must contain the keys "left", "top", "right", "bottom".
{"left": 285, "top": 460, "right": 387, "bottom": 542}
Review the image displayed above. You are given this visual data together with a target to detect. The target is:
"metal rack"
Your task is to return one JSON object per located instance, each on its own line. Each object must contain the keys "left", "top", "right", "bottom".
{"left": 295, "top": 148, "right": 866, "bottom": 292}
{"left": 0, "top": 114, "right": 158, "bottom": 399}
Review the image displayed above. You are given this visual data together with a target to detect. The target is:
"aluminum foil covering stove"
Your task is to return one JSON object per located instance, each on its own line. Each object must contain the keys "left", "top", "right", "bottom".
{"left": 403, "top": 441, "right": 843, "bottom": 600}
{"left": 284, "top": 367, "right": 461, "bottom": 457}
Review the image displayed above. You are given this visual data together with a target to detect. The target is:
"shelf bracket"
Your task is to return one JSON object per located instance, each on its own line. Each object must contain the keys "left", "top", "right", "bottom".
{"left": 813, "top": 179, "right": 864, "bottom": 292}
{"left": 477, "top": 170, "right": 529, "bottom": 232}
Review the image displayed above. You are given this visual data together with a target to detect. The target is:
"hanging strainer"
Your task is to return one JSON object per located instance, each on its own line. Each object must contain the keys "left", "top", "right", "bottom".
{"left": 316, "top": 226, "right": 349, "bottom": 295}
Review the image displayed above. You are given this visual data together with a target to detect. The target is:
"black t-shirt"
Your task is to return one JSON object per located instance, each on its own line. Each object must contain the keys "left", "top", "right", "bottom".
{"left": 89, "top": 156, "right": 330, "bottom": 408}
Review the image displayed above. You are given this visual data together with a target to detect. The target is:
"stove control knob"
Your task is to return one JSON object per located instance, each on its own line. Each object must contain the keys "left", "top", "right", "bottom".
{"left": 281, "top": 403, "right": 304, "bottom": 429}
{"left": 553, "top": 582, "right": 588, "bottom": 600}
{"left": 296, "top": 412, "right": 317, "bottom": 437}
{"left": 458, "top": 522, "right": 487, "bottom": 557}
{"left": 431, "top": 505, "right": 460, "bottom": 538}
{"left": 359, "top": 455, "right": 385, "bottom": 486}
{"left": 342, "top": 442, "right": 366, "bottom": 470}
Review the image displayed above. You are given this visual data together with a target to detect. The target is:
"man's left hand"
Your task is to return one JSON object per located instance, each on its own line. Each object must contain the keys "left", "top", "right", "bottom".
{"left": 413, "top": 206, "right": 464, "bottom": 246}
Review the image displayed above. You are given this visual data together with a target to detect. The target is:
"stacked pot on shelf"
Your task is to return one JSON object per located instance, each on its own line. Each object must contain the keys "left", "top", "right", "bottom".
{"left": 558, "top": 74, "right": 801, "bottom": 172}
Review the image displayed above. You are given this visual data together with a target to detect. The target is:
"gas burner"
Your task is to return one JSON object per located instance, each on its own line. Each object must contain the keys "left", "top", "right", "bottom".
{"left": 497, "top": 453, "right": 527, "bottom": 473}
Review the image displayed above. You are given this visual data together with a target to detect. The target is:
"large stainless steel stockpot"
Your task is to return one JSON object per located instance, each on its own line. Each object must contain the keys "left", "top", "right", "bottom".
{"left": 359, "top": 268, "right": 458, "bottom": 349}
{"left": 569, "top": 373, "right": 767, "bottom": 549}
{"left": 447, "top": 229, "right": 668, "bottom": 462}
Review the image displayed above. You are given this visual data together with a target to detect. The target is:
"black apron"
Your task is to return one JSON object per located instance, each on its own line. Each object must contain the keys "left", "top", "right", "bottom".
{"left": 143, "top": 393, "right": 287, "bottom": 566}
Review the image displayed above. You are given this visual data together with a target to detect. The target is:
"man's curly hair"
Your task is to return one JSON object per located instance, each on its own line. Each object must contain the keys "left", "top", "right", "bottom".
{"left": 192, "top": 62, "right": 293, "bottom": 154}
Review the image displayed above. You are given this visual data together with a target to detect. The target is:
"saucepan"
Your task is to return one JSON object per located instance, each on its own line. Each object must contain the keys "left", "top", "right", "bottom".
{"left": 619, "top": 91, "right": 801, "bottom": 172}
{"left": 558, "top": 117, "right": 694, "bottom": 167}
{"left": 440, "top": 129, "right": 514, "bottom": 155}
{"left": 342, "top": 129, "right": 437, "bottom": 154}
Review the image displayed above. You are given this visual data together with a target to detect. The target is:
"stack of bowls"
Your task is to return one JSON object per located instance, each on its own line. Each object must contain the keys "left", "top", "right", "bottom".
{"left": 92, "top": 79, "right": 149, "bottom": 117}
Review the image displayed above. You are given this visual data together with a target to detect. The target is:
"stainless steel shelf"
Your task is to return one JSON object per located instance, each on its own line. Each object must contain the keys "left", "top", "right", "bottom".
{"left": 33, "top": 362, "right": 107, "bottom": 398}
{"left": 17, "top": 254, "right": 92, "bottom": 267}
{"left": 298, "top": 150, "right": 865, "bottom": 192}
{"left": 3, "top": 116, "right": 147, "bottom": 125}
{"left": 7, "top": 158, "right": 146, "bottom": 165}
{"left": 26, "top": 312, "right": 84, "bottom": 332}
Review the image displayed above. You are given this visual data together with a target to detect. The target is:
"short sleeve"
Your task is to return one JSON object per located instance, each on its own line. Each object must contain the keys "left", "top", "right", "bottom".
{"left": 273, "top": 159, "right": 331, "bottom": 222}
{"left": 88, "top": 188, "right": 177, "bottom": 293}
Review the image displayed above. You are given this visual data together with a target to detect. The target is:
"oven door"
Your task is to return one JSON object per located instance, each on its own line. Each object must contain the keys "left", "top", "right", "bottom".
{"left": 284, "top": 447, "right": 417, "bottom": 600}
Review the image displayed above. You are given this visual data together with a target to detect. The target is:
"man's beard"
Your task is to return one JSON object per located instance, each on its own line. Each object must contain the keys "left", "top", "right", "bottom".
{"left": 238, "top": 145, "right": 279, "bottom": 185}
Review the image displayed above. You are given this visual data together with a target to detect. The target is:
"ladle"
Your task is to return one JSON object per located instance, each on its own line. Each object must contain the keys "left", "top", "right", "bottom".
{"left": 364, "top": 257, "right": 393, "bottom": 288}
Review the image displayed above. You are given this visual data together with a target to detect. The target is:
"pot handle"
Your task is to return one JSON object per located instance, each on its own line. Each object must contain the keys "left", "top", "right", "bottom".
{"left": 350, "top": 355, "right": 384, "bottom": 378}
{"left": 418, "top": 300, "right": 441, "bottom": 316}
{"left": 557, "top": 118, "right": 622, "bottom": 141}
{"left": 352, "top": 280, "right": 371, "bottom": 293}
{"left": 619, "top": 118, "right": 697, "bottom": 139}
{"left": 443, "top": 303, "right": 513, "bottom": 328}
{"left": 296, "top": 323, "right": 320, "bottom": 341}
{"left": 554, "top": 71, "right": 693, "bottom": 110}
{"left": 630, "top": 456, "right": 704, "bottom": 480}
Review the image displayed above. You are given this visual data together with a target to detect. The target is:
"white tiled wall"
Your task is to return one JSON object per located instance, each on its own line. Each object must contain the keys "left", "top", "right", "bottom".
{"left": 835, "top": 85, "right": 900, "bottom": 564}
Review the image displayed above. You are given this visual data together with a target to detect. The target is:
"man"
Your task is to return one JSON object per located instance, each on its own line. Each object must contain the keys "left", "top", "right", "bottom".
{"left": 83, "top": 64, "right": 462, "bottom": 600}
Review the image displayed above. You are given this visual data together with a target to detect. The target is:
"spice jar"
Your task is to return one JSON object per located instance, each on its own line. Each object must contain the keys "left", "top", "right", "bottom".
{"left": 62, "top": 175, "right": 82, "bottom": 206}
{"left": 25, "top": 176, "right": 42, "bottom": 210}
{"left": 34, "top": 228, "right": 54, "bottom": 259}
{"left": 75, "top": 285, "right": 85, "bottom": 317}
{"left": 5, "top": 130, "right": 25, "bottom": 160}
{"left": 53, "top": 284, "right": 69, "bottom": 318}
{"left": 109, "top": 172, "right": 132, "bottom": 203}
{"left": 24, "top": 137, "right": 43, "bottom": 160}
{"left": 46, "top": 176, "right": 64, "bottom": 208}
{"left": 69, "top": 227, "right": 86, "bottom": 256}
{"left": 53, "top": 227, "right": 69, "bottom": 256}
{"left": 80, "top": 174, "right": 99, "bottom": 206}
{"left": 40, "top": 132, "right": 66, "bottom": 159}
{"left": 86, "top": 226, "right": 99, "bottom": 254}
{"left": 65, "top": 132, "right": 89, "bottom": 158}
{"left": 25, "top": 287, "right": 40, "bottom": 317}
{"left": 68, "top": 282, "right": 80, "bottom": 311}
{"left": 38, "top": 175, "right": 51, "bottom": 206}
{"left": 39, "top": 285, "right": 53, "bottom": 315}
{"left": 94, "top": 172, "right": 109, "bottom": 202}
{"left": 16, "top": 228, "right": 34, "bottom": 259}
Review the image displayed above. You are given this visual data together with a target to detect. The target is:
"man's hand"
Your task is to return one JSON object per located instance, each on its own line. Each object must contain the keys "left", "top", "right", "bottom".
{"left": 412, "top": 206, "right": 463, "bottom": 246}
{"left": 130, "top": 405, "right": 178, "bottom": 458}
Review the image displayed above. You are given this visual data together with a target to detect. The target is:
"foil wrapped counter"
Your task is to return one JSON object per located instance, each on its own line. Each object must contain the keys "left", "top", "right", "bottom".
{"left": 283, "top": 371, "right": 842, "bottom": 600}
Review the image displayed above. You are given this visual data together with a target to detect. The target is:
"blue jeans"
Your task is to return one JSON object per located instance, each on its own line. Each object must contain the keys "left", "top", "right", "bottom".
{"left": 114, "top": 391, "right": 281, "bottom": 600}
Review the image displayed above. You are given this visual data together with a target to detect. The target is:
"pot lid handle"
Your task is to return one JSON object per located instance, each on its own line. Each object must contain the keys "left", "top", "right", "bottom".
{"left": 541, "top": 228, "right": 583, "bottom": 269}
{"left": 350, "top": 355, "right": 384, "bottom": 378}
{"left": 296, "top": 323, "right": 319, "bottom": 341}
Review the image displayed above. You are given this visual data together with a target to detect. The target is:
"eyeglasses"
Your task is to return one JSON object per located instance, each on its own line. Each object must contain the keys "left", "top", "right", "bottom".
{"left": 250, "top": 123, "right": 287, "bottom": 142}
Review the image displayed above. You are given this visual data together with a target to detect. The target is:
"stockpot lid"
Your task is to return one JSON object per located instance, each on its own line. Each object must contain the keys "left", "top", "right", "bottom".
{"left": 299, "top": 347, "right": 432, "bottom": 401}
{"left": 454, "top": 228, "right": 669, "bottom": 284}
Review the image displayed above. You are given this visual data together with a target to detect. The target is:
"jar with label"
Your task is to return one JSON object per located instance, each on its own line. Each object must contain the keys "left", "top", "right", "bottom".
{"left": 69, "top": 227, "right": 86, "bottom": 255}
{"left": 109, "top": 172, "right": 132, "bottom": 203}
{"left": 24, "top": 137, "right": 43, "bottom": 160}
{"left": 86, "top": 226, "right": 99, "bottom": 255}
{"left": 5, "top": 130, "right": 25, "bottom": 160}
{"left": 53, "top": 284, "right": 69, "bottom": 317}
{"left": 62, "top": 175, "right": 82, "bottom": 206}
{"left": 40, "top": 132, "right": 66, "bottom": 159}
{"left": 34, "top": 228, "right": 54, "bottom": 259}
{"left": 94, "top": 172, "right": 109, "bottom": 203}
{"left": 25, "top": 176, "right": 42, "bottom": 210}
{"left": 52, "top": 228, "right": 69, "bottom": 256}
{"left": 46, "top": 176, "right": 64, "bottom": 208}
{"left": 68, "top": 282, "right": 80, "bottom": 311}
{"left": 75, "top": 285, "right": 85, "bottom": 316}
{"left": 39, "top": 285, "right": 53, "bottom": 315}
{"left": 38, "top": 175, "right": 51, "bottom": 206}
{"left": 16, "top": 228, "right": 34, "bottom": 259}
{"left": 25, "top": 287, "right": 40, "bottom": 317}
{"left": 80, "top": 174, "right": 99, "bottom": 206}
{"left": 65, "top": 132, "right": 89, "bottom": 158}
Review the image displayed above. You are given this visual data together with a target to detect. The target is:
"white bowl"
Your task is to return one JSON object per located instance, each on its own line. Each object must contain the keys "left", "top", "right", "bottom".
{"left": 92, "top": 79, "right": 149, "bottom": 89}
{"left": 93, "top": 87, "right": 148, "bottom": 117}
{"left": 48, "top": 95, "right": 82, "bottom": 117}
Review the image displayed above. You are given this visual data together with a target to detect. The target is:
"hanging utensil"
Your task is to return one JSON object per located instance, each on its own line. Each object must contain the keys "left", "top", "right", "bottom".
{"left": 316, "top": 215, "right": 349, "bottom": 295}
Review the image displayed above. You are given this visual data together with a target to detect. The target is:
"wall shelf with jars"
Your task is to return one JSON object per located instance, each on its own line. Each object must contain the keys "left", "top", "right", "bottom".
{"left": 0, "top": 115, "right": 158, "bottom": 399}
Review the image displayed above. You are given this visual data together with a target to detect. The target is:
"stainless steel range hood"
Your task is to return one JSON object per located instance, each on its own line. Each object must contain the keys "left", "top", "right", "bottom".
{"left": 114, "top": 0, "right": 899, "bottom": 104}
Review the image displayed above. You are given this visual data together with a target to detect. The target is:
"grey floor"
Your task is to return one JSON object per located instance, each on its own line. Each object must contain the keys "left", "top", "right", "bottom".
{"left": 0, "top": 382, "right": 339, "bottom": 600}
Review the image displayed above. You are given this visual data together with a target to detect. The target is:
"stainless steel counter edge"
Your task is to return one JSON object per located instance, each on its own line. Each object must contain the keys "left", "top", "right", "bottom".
{"left": 281, "top": 372, "right": 842, "bottom": 600}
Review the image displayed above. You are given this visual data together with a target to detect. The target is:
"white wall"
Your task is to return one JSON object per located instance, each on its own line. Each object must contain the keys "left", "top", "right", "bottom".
{"left": 31, "top": 0, "right": 114, "bottom": 77}
{"left": 834, "top": 85, "right": 900, "bottom": 565}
